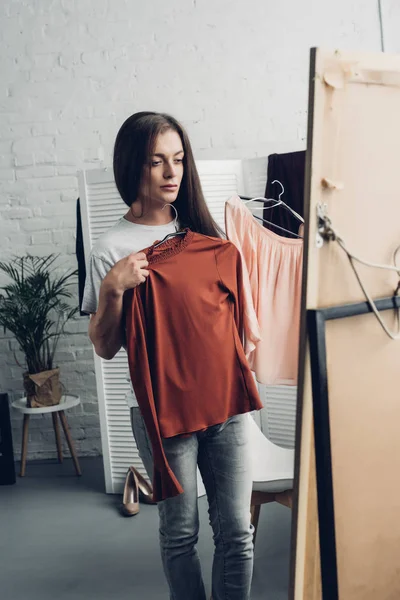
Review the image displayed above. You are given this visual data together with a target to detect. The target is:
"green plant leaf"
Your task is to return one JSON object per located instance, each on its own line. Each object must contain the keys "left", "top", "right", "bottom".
{"left": 0, "top": 254, "right": 78, "bottom": 373}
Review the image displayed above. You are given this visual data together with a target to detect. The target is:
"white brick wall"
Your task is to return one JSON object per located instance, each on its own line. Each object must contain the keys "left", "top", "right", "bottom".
{"left": 0, "top": 0, "right": 389, "bottom": 461}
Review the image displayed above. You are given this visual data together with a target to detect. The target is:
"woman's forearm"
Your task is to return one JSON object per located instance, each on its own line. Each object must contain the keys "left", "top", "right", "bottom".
{"left": 88, "top": 279, "right": 125, "bottom": 360}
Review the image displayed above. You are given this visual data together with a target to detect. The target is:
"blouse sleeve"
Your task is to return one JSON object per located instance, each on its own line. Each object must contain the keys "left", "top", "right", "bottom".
{"left": 215, "top": 240, "right": 261, "bottom": 358}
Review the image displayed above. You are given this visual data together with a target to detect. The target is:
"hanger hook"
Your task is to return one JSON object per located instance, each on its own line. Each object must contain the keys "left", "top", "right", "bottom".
{"left": 271, "top": 179, "right": 285, "bottom": 201}
{"left": 162, "top": 203, "right": 179, "bottom": 231}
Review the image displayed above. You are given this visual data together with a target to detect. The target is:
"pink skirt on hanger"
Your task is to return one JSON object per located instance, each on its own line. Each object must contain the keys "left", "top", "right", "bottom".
{"left": 225, "top": 195, "right": 303, "bottom": 386}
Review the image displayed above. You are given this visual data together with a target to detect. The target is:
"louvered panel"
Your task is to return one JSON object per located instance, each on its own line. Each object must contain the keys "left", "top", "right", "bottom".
{"left": 78, "top": 167, "right": 143, "bottom": 493}
{"left": 102, "top": 348, "right": 145, "bottom": 491}
{"left": 78, "top": 162, "right": 246, "bottom": 495}
{"left": 197, "top": 160, "right": 244, "bottom": 231}
{"left": 108, "top": 425, "right": 133, "bottom": 431}
{"left": 257, "top": 383, "right": 297, "bottom": 449}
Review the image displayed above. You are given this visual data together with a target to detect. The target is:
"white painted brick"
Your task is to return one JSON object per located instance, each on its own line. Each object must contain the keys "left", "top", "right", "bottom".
{"left": 33, "top": 53, "right": 59, "bottom": 69}
{"left": 80, "top": 415, "right": 100, "bottom": 428}
{"left": 0, "top": 155, "right": 13, "bottom": 168}
{"left": 55, "top": 121, "right": 79, "bottom": 136}
{"left": 19, "top": 217, "right": 53, "bottom": 232}
{"left": 9, "top": 123, "right": 33, "bottom": 138}
{"left": 81, "top": 50, "right": 107, "bottom": 65}
{"left": 65, "top": 321, "right": 90, "bottom": 336}
{"left": 57, "top": 166, "right": 79, "bottom": 175}
{"left": 30, "top": 66, "right": 74, "bottom": 84}
{"left": 56, "top": 150, "right": 82, "bottom": 166}
{"left": 61, "top": 191, "right": 79, "bottom": 203}
{"left": 2, "top": 92, "right": 30, "bottom": 118}
{"left": 14, "top": 54, "right": 34, "bottom": 70}
{"left": 0, "top": 169, "right": 15, "bottom": 181}
{"left": 26, "top": 191, "right": 61, "bottom": 205}
{"left": 15, "top": 165, "right": 56, "bottom": 179}
{"left": 0, "top": 123, "right": 27, "bottom": 140}
{"left": 75, "top": 348, "right": 95, "bottom": 362}
{"left": 0, "top": 140, "right": 12, "bottom": 153}
{"left": 37, "top": 175, "right": 77, "bottom": 191}
{"left": 39, "top": 202, "right": 75, "bottom": 218}
{"left": 58, "top": 49, "right": 83, "bottom": 68}
{"left": 14, "top": 153, "right": 35, "bottom": 167}
{"left": 0, "top": 219, "right": 20, "bottom": 235}
{"left": 12, "top": 136, "right": 55, "bottom": 154}
{"left": 7, "top": 339, "right": 20, "bottom": 352}
{"left": 80, "top": 402, "right": 100, "bottom": 416}
{"left": 6, "top": 110, "right": 53, "bottom": 125}
{"left": 51, "top": 229, "right": 75, "bottom": 245}
{"left": 30, "top": 231, "right": 53, "bottom": 245}
{"left": 3, "top": 206, "right": 33, "bottom": 219}
{"left": 55, "top": 350, "right": 76, "bottom": 363}
{"left": 31, "top": 122, "right": 60, "bottom": 136}
{"left": 65, "top": 242, "right": 77, "bottom": 255}
{"left": 4, "top": 232, "right": 30, "bottom": 247}
{"left": 33, "top": 150, "right": 57, "bottom": 165}
{"left": 55, "top": 133, "right": 100, "bottom": 151}
{"left": 83, "top": 146, "right": 104, "bottom": 162}
{"left": 8, "top": 192, "right": 27, "bottom": 205}
{"left": 4, "top": 2, "right": 28, "bottom": 18}
{"left": 51, "top": 213, "right": 76, "bottom": 229}
{"left": 80, "top": 428, "right": 101, "bottom": 440}
{"left": 1, "top": 181, "right": 31, "bottom": 197}
{"left": 25, "top": 243, "right": 56, "bottom": 256}
{"left": 1, "top": 15, "right": 26, "bottom": 46}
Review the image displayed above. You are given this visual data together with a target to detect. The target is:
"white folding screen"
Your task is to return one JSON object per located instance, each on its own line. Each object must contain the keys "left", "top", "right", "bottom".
{"left": 258, "top": 384, "right": 297, "bottom": 449}
{"left": 78, "top": 168, "right": 135, "bottom": 494}
{"left": 78, "top": 161, "right": 245, "bottom": 493}
{"left": 195, "top": 160, "right": 244, "bottom": 230}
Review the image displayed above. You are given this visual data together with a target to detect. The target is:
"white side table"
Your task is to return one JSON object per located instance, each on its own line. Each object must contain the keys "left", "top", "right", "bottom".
{"left": 12, "top": 394, "right": 82, "bottom": 477}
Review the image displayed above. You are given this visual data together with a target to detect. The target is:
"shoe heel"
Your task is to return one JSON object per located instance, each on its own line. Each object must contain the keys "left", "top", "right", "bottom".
{"left": 120, "top": 467, "right": 140, "bottom": 517}
{"left": 130, "top": 466, "right": 156, "bottom": 505}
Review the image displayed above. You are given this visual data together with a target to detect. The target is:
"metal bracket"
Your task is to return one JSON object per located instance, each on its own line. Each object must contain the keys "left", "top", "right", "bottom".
{"left": 316, "top": 203, "right": 328, "bottom": 248}
{"left": 316, "top": 203, "right": 337, "bottom": 248}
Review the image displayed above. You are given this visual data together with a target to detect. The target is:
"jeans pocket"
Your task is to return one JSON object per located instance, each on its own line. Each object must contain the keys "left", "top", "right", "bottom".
{"left": 231, "top": 413, "right": 250, "bottom": 446}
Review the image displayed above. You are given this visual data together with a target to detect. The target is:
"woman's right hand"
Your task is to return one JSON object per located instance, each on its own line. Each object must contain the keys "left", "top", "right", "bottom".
{"left": 103, "top": 252, "right": 150, "bottom": 295}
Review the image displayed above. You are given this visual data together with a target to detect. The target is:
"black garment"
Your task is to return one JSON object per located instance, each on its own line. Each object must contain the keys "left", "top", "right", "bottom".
{"left": 264, "top": 151, "right": 306, "bottom": 238}
{"left": 0, "top": 394, "right": 16, "bottom": 486}
{"left": 76, "top": 198, "right": 87, "bottom": 316}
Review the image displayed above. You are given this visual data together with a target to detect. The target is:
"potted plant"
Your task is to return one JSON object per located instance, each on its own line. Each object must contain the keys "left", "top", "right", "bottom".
{"left": 0, "top": 254, "right": 79, "bottom": 408}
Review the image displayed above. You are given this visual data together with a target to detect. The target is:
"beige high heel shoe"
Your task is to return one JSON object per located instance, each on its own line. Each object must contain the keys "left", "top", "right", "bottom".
{"left": 129, "top": 466, "right": 156, "bottom": 505}
{"left": 120, "top": 467, "right": 140, "bottom": 517}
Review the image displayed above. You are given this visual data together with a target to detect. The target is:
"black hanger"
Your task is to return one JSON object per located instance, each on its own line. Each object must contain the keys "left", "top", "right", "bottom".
{"left": 153, "top": 230, "right": 187, "bottom": 249}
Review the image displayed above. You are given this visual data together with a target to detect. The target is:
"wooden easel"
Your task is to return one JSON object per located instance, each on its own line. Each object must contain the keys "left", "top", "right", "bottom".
{"left": 291, "top": 48, "right": 400, "bottom": 599}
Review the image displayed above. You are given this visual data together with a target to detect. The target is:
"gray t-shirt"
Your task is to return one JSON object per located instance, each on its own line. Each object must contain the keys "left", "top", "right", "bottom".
{"left": 82, "top": 216, "right": 177, "bottom": 408}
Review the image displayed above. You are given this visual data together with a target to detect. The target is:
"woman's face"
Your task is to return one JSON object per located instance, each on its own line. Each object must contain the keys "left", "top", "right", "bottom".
{"left": 140, "top": 129, "right": 184, "bottom": 206}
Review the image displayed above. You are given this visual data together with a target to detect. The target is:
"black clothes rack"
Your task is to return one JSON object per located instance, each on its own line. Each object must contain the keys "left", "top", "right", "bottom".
{"left": 264, "top": 151, "right": 306, "bottom": 238}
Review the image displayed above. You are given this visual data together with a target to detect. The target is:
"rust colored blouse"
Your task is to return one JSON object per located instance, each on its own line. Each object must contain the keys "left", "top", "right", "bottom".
{"left": 124, "top": 229, "right": 263, "bottom": 502}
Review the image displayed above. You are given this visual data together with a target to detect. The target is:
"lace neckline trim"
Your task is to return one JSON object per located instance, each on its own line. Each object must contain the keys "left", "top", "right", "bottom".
{"left": 146, "top": 228, "right": 195, "bottom": 264}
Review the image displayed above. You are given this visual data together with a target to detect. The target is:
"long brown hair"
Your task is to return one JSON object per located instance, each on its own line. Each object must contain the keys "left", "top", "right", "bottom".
{"left": 113, "top": 111, "right": 223, "bottom": 238}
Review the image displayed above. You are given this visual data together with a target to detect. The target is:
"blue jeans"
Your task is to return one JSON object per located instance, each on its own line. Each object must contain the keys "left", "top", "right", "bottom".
{"left": 130, "top": 408, "right": 254, "bottom": 600}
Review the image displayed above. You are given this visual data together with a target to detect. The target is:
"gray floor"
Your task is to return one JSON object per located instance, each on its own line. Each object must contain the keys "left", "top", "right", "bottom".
{"left": 0, "top": 457, "right": 292, "bottom": 599}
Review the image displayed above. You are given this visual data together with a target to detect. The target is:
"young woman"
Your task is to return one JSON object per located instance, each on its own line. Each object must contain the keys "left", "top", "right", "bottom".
{"left": 82, "top": 111, "right": 256, "bottom": 600}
